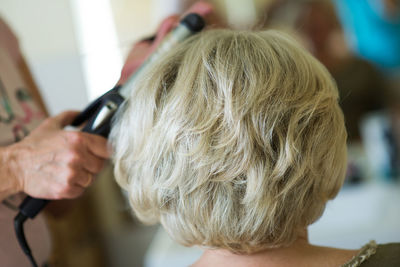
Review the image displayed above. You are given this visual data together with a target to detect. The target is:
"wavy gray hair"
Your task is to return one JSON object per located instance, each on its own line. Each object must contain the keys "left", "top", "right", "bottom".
{"left": 110, "top": 29, "right": 347, "bottom": 253}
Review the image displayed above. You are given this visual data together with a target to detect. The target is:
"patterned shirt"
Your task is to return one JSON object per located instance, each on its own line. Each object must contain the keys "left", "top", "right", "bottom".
{"left": 0, "top": 18, "right": 51, "bottom": 267}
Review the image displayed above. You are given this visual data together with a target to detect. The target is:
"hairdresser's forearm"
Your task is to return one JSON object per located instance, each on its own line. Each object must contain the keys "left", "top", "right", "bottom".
{"left": 0, "top": 145, "right": 22, "bottom": 202}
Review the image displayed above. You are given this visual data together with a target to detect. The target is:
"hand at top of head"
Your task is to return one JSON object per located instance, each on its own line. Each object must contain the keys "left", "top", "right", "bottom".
{"left": 117, "top": 1, "right": 216, "bottom": 85}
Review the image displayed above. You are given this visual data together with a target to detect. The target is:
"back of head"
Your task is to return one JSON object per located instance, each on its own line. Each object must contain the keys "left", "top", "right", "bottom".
{"left": 110, "top": 29, "right": 347, "bottom": 254}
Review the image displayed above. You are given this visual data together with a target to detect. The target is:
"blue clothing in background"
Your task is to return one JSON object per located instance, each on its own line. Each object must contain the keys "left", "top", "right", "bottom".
{"left": 334, "top": 0, "right": 400, "bottom": 72}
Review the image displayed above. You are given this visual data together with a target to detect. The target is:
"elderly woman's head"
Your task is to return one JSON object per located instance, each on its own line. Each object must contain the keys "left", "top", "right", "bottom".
{"left": 110, "top": 29, "right": 347, "bottom": 254}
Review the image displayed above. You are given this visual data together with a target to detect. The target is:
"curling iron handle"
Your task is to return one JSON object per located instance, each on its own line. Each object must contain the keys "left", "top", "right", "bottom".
{"left": 17, "top": 86, "right": 124, "bottom": 217}
{"left": 18, "top": 196, "right": 49, "bottom": 219}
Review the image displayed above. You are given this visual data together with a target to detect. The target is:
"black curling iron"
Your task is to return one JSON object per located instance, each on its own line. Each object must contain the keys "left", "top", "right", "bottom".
{"left": 14, "top": 13, "right": 205, "bottom": 267}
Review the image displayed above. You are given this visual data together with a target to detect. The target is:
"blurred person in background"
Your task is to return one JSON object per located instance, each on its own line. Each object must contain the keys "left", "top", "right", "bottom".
{"left": 297, "top": 0, "right": 400, "bottom": 181}
{"left": 334, "top": 0, "right": 400, "bottom": 74}
{"left": 296, "top": 0, "right": 388, "bottom": 142}
{"left": 297, "top": 0, "right": 393, "bottom": 182}
{"left": 265, "top": 0, "right": 394, "bottom": 182}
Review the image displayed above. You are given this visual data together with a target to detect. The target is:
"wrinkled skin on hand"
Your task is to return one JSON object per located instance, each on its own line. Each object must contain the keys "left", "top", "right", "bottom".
{"left": 7, "top": 110, "right": 109, "bottom": 200}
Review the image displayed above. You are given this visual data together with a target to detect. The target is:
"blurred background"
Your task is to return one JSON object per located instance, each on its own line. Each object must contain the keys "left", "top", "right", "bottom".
{"left": 1, "top": 0, "right": 400, "bottom": 266}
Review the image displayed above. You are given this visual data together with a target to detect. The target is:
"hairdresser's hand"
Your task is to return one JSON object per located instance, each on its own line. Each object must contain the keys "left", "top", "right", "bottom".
{"left": 6, "top": 111, "right": 109, "bottom": 200}
{"left": 118, "top": 1, "right": 216, "bottom": 84}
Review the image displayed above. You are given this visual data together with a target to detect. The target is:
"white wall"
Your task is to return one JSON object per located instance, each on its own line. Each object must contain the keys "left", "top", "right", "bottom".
{"left": 0, "top": 0, "right": 88, "bottom": 115}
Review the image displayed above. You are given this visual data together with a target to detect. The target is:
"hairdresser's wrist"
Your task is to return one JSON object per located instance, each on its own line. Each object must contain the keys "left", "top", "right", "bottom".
{"left": 0, "top": 145, "right": 23, "bottom": 202}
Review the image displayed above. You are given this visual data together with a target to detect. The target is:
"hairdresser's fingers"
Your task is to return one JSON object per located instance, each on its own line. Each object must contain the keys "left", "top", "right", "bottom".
{"left": 152, "top": 1, "right": 215, "bottom": 49}
{"left": 79, "top": 151, "right": 105, "bottom": 174}
{"left": 77, "top": 146, "right": 106, "bottom": 174}
{"left": 69, "top": 133, "right": 109, "bottom": 175}
{"left": 153, "top": 1, "right": 215, "bottom": 47}
{"left": 40, "top": 110, "right": 80, "bottom": 131}
{"left": 118, "top": 15, "right": 180, "bottom": 84}
{"left": 62, "top": 131, "right": 108, "bottom": 174}
{"left": 119, "top": 3, "right": 215, "bottom": 84}
{"left": 74, "top": 171, "right": 94, "bottom": 188}
{"left": 80, "top": 132, "right": 110, "bottom": 159}
{"left": 183, "top": 1, "right": 214, "bottom": 18}
{"left": 184, "top": 1, "right": 224, "bottom": 28}
{"left": 150, "top": 15, "right": 180, "bottom": 53}
{"left": 62, "top": 184, "right": 86, "bottom": 199}
{"left": 118, "top": 41, "right": 153, "bottom": 84}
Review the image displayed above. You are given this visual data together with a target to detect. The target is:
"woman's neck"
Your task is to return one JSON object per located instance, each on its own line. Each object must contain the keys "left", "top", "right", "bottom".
{"left": 192, "top": 229, "right": 358, "bottom": 267}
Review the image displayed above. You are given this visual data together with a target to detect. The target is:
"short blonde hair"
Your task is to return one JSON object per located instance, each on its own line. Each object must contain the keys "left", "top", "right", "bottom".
{"left": 110, "top": 29, "right": 347, "bottom": 253}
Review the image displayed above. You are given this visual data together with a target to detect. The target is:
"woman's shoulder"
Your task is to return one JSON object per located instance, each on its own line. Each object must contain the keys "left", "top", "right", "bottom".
{"left": 363, "top": 242, "right": 400, "bottom": 267}
{"left": 342, "top": 241, "right": 400, "bottom": 267}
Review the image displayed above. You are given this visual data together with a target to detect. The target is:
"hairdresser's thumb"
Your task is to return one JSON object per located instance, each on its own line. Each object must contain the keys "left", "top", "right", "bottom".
{"left": 184, "top": 1, "right": 214, "bottom": 18}
{"left": 50, "top": 110, "right": 80, "bottom": 129}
